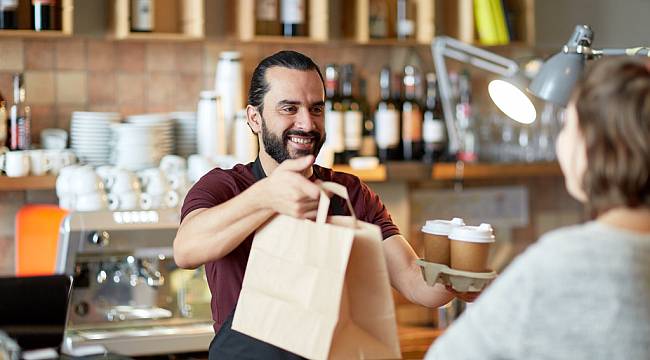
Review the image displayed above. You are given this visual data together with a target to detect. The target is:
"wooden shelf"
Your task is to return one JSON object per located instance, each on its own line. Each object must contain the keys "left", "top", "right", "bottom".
{"left": 0, "top": 29, "right": 71, "bottom": 38}
{"left": 333, "top": 162, "right": 562, "bottom": 182}
{"left": 107, "top": 32, "right": 203, "bottom": 42}
{"left": 109, "top": 0, "right": 204, "bottom": 40}
{"left": 431, "top": 162, "right": 562, "bottom": 181}
{"left": 0, "top": 175, "right": 57, "bottom": 191}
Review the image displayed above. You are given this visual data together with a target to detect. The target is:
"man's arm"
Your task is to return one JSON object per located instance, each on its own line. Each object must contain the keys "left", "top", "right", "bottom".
{"left": 383, "top": 234, "right": 454, "bottom": 308}
{"left": 173, "top": 156, "right": 321, "bottom": 269}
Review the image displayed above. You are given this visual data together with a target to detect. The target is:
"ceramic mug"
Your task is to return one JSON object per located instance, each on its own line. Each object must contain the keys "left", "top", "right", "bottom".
{"left": 0, "top": 151, "right": 30, "bottom": 177}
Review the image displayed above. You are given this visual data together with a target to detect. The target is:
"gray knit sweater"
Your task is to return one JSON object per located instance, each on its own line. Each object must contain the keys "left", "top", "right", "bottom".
{"left": 426, "top": 221, "right": 650, "bottom": 360}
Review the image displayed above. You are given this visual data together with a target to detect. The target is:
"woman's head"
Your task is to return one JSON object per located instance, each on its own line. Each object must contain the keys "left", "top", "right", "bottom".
{"left": 557, "top": 57, "right": 650, "bottom": 213}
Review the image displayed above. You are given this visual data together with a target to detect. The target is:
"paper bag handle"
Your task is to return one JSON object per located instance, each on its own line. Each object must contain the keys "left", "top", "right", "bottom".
{"left": 316, "top": 181, "right": 357, "bottom": 224}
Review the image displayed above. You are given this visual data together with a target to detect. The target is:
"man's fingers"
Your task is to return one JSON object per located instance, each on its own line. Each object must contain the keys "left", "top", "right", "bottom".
{"left": 277, "top": 155, "right": 314, "bottom": 172}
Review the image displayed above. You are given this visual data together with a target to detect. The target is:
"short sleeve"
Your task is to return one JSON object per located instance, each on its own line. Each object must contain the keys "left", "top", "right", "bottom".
{"left": 348, "top": 176, "right": 401, "bottom": 240}
{"left": 180, "top": 169, "right": 238, "bottom": 222}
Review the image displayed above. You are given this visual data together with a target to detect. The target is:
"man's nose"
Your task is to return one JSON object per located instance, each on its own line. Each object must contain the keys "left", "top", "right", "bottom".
{"left": 294, "top": 108, "right": 316, "bottom": 132}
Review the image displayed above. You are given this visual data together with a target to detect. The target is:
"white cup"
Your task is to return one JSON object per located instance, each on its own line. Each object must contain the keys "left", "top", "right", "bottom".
{"left": 40, "top": 128, "right": 68, "bottom": 150}
{"left": 46, "top": 149, "right": 77, "bottom": 175}
{"left": 27, "top": 150, "right": 51, "bottom": 176}
{"left": 112, "top": 169, "right": 141, "bottom": 194}
{"left": 1, "top": 151, "right": 30, "bottom": 177}
{"left": 73, "top": 166, "right": 105, "bottom": 195}
{"left": 160, "top": 155, "right": 187, "bottom": 175}
{"left": 139, "top": 168, "right": 169, "bottom": 195}
{"left": 188, "top": 154, "right": 215, "bottom": 182}
{"left": 118, "top": 191, "right": 141, "bottom": 210}
{"left": 56, "top": 165, "right": 81, "bottom": 197}
{"left": 76, "top": 191, "right": 108, "bottom": 212}
{"left": 58, "top": 194, "right": 76, "bottom": 211}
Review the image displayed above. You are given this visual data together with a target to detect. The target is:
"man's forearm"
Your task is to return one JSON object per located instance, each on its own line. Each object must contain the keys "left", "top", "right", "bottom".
{"left": 174, "top": 181, "right": 274, "bottom": 268}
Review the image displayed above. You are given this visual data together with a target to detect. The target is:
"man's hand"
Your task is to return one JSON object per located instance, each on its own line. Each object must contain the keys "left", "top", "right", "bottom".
{"left": 261, "top": 155, "right": 322, "bottom": 220}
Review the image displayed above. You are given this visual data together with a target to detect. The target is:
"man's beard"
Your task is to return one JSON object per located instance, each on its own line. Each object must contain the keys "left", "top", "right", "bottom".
{"left": 261, "top": 116, "right": 325, "bottom": 164}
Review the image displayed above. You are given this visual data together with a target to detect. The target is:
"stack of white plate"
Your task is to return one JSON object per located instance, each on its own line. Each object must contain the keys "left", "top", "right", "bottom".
{"left": 171, "top": 112, "right": 197, "bottom": 157}
{"left": 111, "top": 113, "right": 174, "bottom": 171}
{"left": 70, "top": 112, "right": 121, "bottom": 166}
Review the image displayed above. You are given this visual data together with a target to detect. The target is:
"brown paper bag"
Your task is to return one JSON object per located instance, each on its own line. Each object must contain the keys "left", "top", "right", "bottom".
{"left": 232, "top": 182, "right": 401, "bottom": 359}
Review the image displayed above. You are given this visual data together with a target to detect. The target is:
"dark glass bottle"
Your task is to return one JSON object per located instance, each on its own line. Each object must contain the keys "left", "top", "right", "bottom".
{"left": 456, "top": 70, "right": 478, "bottom": 162}
{"left": 324, "top": 64, "right": 345, "bottom": 164}
{"left": 281, "top": 0, "right": 307, "bottom": 37}
{"left": 340, "top": 64, "right": 363, "bottom": 162}
{"left": 422, "top": 73, "right": 447, "bottom": 163}
{"left": 401, "top": 65, "right": 423, "bottom": 161}
{"left": 0, "top": 0, "right": 18, "bottom": 29}
{"left": 255, "top": 0, "right": 280, "bottom": 36}
{"left": 374, "top": 67, "right": 401, "bottom": 162}
{"left": 9, "top": 73, "right": 31, "bottom": 150}
{"left": 358, "top": 78, "right": 376, "bottom": 157}
{"left": 32, "top": 0, "right": 58, "bottom": 31}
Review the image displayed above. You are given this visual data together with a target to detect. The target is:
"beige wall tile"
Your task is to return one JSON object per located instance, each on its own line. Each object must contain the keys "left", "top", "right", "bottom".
{"left": 88, "top": 72, "right": 116, "bottom": 105}
{"left": 24, "top": 71, "right": 55, "bottom": 105}
{"left": 146, "top": 72, "right": 176, "bottom": 106}
{"left": 25, "top": 40, "right": 55, "bottom": 70}
{"left": 30, "top": 105, "right": 57, "bottom": 144}
{"left": 176, "top": 74, "right": 202, "bottom": 110}
{"left": 0, "top": 39, "right": 24, "bottom": 72}
{"left": 116, "top": 42, "right": 145, "bottom": 72}
{"left": 117, "top": 72, "right": 145, "bottom": 105}
{"left": 56, "top": 39, "right": 86, "bottom": 70}
{"left": 56, "top": 71, "right": 87, "bottom": 104}
{"left": 176, "top": 42, "right": 203, "bottom": 74}
{"left": 87, "top": 40, "right": 115, "bottom": 71}
{"left": 119, "top": 104, "right": 146, "bottom": 116}
{"left": 146, "top": 43, "right": 176, "bottom": 72}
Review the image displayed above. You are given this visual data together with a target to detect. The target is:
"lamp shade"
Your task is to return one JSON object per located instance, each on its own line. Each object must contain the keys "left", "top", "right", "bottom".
{"left": 488, "top": 77, "right": 537, "bottom": 124}
{"left": 529, "top": 51, "right": 586, "bottom": 107}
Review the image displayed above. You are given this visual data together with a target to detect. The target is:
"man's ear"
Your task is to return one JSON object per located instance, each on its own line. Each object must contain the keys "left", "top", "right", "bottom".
{"left": 246, "top": 105, "right": 261, "bottom": 135}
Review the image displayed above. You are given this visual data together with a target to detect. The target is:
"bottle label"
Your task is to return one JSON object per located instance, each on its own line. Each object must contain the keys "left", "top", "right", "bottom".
{"left": 325, "top": 110, "right": 345, "bottom": 152}
{"left": 423, "top": 113, "right": 446, "bottom": 143}
{"left": 344, "top": 110, "right": 362, "bottom": 151}
{"left": 256, "top": 0, "right": 277, "bottom": 21}
{"left": 131, "top": 0, "right": 153, "bottom": 31}
{"left": 402, "top": 109, "right": 422, "bottom": 142}
{"left": 0, "top": 0, "right": 18, "bottom": 10}
{"left": 281, "top": 0, "right": 305, "bottom": 24}
{"left": 375, "top": 109, "right": 399, "bottom": 148}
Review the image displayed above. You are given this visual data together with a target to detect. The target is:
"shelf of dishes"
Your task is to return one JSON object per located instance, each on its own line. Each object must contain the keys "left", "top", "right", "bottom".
{"left": 0, "top": 161, "right": 562, "bottom": 192}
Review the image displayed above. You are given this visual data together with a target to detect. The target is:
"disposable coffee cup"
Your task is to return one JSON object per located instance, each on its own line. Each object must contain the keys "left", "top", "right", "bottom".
{"left": 421, "top": 217, "right": 465, "bottom": 265}
{"left": 449, "top": 223, "right": 495, "bottom": 272}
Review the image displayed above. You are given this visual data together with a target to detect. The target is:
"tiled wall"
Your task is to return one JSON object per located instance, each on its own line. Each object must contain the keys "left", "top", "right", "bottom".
{"left": 0, "top": 36, "right": 584, "bottom": 278}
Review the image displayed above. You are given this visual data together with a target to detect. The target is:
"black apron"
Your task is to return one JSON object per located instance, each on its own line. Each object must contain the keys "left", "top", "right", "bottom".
{"left": 208, "top": 158, "right": 345, "bottom": 360}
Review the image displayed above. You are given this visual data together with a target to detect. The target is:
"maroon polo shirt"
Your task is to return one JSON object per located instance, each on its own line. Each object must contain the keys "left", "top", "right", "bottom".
{"left": 180, "top": 160, "right": 400, "bottom": 333}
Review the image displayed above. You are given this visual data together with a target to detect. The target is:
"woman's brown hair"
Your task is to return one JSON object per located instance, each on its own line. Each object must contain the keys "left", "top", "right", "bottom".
{"left": 572, "top": 57, "right": 650, "bottom": 214}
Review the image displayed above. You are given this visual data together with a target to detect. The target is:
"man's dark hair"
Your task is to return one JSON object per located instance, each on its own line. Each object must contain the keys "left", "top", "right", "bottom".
{"left": 247, "top": 50, "right": 324, "bottom": 114}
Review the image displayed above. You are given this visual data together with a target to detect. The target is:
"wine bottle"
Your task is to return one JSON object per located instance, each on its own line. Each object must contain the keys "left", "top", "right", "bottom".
{"left": 396, "top": 0, "right": 416, "bottom": 39}
{"left": 340, "top": 64, "right": 363, "bottom": 162}
{"left": 422, "top": 73, "right": 447, "bottom": 163}
{"left": 374, "top": 67, "right": 401, "bottom": 163}
{"left": 32, "top": 0, "right": 58, "bottom": 31}
{"left": 131, "top": 0, "right": 154, "bottom": 32}
{"left": 0, "top": 0, "right": 18, "bottom": 29}
{"left": 358, "top": 78, "right": 376, "bottom": 157}
{"left": 281, "top": 0, "right": 307, "bottom": 37}
{"left": 9, "top": 73, "right": 31, "bottom": 150}
{"left": 401, "top": 65, "right": 423, "bottom": 161}
{"left": 324, "top": 64, "right": 345, "bottom": 164}
{"left": 255, "top": 0, "right": 280, "bottom": 36}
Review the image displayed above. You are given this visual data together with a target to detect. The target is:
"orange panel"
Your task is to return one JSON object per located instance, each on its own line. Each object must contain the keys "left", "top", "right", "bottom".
{"left": 15, "top": 205, "right": 69, "bottom": 277}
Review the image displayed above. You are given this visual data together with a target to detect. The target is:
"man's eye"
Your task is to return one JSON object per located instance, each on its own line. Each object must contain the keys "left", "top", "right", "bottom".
{"left": 281, "top": 106, "right": 297, "bottom": 113}
{"left": 311, "top": 107, "right": 324, "bottom": 115}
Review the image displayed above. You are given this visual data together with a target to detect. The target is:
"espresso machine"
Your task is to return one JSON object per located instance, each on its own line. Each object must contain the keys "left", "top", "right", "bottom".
{"left": 55, "top": 209, "right": 214, "bottom": 356}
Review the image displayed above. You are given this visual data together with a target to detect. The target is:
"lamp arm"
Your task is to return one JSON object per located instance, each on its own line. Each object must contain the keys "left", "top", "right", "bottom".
{"left": 432, "top": 36, "right": 520, "bottom": 154}
{"left": 593, "top": 47, "right": 650, "bottom": 57}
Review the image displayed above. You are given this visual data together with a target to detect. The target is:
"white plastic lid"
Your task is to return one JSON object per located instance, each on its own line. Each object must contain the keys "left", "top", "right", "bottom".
{"left": 421, "top": 217, "right": 465, "bottom": 236}
{"left": 449, "top": 223, "right": 496, "bottom": 243}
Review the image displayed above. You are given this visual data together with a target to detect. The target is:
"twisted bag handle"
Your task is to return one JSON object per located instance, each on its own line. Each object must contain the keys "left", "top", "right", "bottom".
{"left": 316, "top": 181, "right": 357, "bottom": 225}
